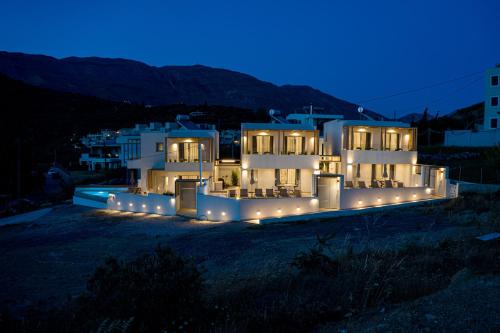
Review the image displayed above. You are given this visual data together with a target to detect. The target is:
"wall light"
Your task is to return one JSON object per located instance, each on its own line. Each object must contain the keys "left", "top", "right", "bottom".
{"left": 117, "top": 202, "right": 121, "bottom": 206}
{"left": 412, "top": 193, "right": 417, "bottom": 199}
{"left": 221, "top": 211, "right": 226, "bottom": 216}
{"left": 358, "top": 200, "right": 363, "bottom": 205}
{"left": 313, "top": 169, "right": 321, "bottom": 175}
{"left": 142, "top": 204, "right": 147, "bottom": 208}
{"left": 377, "top": 198, "right": 382, "bottom": 203}
{"left": 156, "top": 205, "right": 161, "bottom": 210}
{"left": 425, "top": 188, "right": 432, "bottom": 194}
{"left": 207, "top": 210, "right": 212, "bottom": 215}
{"left": 277, "top": 208, "right": 282, "bottom": 214}
{"left": 256, "top": 210, "right": 261, "bottom": 216}
{"left": 128, "top": 203, "right": 133, "bottom": 207}
{"left": 170, "top": 198, "right": 175, "bottom": 204}
{"left": 395, "top": 195, "right": 400, "bottom": 200}
{"left": 310, "top": 198, "right": 319, "bottom": 205}
{"left": 296, "top": 207, "right": 301, "bottom": 212}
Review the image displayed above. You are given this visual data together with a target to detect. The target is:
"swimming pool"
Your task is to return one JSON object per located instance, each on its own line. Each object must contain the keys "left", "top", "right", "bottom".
{"left": 80, "top": 190, "right": 112, "bottom": 198}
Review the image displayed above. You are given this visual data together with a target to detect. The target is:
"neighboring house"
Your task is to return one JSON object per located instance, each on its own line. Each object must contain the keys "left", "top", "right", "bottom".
{"left": 79, "top": 129, "right": 122, "bottom": 171}
{"left": 444, "top": 65, "right": 500, "bottom": 146}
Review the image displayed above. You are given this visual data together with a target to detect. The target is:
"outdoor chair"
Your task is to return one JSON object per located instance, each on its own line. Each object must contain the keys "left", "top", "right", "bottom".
{"left": 294, "top": 189, "right": 302, "bottom": 197}
{"left": 384, "top": 180, "right": 393, "bottom": 188}
{"left": 358, "top": 180, "right": 367, "bottom": 189}
{"left": 266, "top": 188, "right": 276, "bottom": 197}
{"left": 240, "top": 188, "right": 248, "bottom": 198}
{"left": 229, "top": 189, "right": 237, "bottom": 198}
{"left": 397, "top": 181, "right": 404, "bottom": 188}
{"left": 345, "top": 180, "right": 354, "bottom": 188}
{"left": 255, "top": 188, "right": 264, "bottom": 198}
{"left": 371, "top": 180, "right": 380, "bottom": 188}
{"left": 279, "top": 188, "right": 290, "bottom": 197}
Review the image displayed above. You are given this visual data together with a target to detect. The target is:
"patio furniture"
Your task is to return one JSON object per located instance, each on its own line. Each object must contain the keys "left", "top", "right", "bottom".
{"left": 371, "top": 180, "right": 380, "bottom": 188}
{"left": 229, "top": 189, "right": 237, "bottom": 198}
{"left": 266, "top": 188, "right": 275, "bottom": 197}
{"left": 255, "top": 188, "right": 264, "bottom": 198}
{"left": 397, "top": 181, "right": 404, "bottom": 188}
{"left": 345, "top": 180, "right": 354, "bottom": 188}
{"left": 279, "top": 188, "right": 290, "bottom": 197}
{"left": 384, "top": 180, "right": 393, "bottom": 188}
{"left": 358, "top": 180, "right": 367, "bottom": 189}
{"left": 294, "top": 189, "right": 302, "bottom": 197}
{"left": 240, "top": 188, "right": 248, "bottom": 198}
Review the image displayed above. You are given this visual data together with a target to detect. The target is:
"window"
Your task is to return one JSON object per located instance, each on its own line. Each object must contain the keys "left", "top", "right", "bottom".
{"left": 492, "top": 75, "right": 499, "bottom": 86}
{"left": 155, "top": 142, "right": 164, "bottom": 152}
{"left": 251, "top": 135, "right": 273, "bottom": 154}
{"left": 285, "top": 136, "right": 304, "bottom": 154}
{"left": 491, "top": 97, "right": 499, "bottom": 107}
{"left": 353, "top": 131, "right": 372, "bottom": 150}
{"left": 384, "top": 133, "right": 401, "bottom": 151}
{"left": 491, "top": 118, "right": 498, "bottom": 129}
{"left": 178, "top": 142, "right": 199, "bottom": 162}
{"left": 276, "top": 169, "right": 300, "bottom": 185}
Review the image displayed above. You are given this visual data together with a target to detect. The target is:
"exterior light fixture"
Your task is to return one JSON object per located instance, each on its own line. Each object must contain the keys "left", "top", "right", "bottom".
{"left": 142, "top": 204, "right": 147, "bottom": 208}
{"left": 221, "top": 211, "right": 226, "bottom": 216}
{"left": 413, "top": 193, "right": 417, "bottom": 198}
{"left": 395, "top": 195, "right": 400, "bottom": 200}
{"left": 425, "top": 188, "right": 432, "bottom": 194}
{"left": 377, "top": 198, "right": 382, "bottom": 203}
{"left": 358, "top": 200, "right": 363, "bottom": 205}
{"left": 156, "top": 205, "right": 161, "bottom": 210}
{"left": 207, "top": 210, "right": 211, "bottom": 215}
{"left": 256, "top": 210, "right": 261, "bottom": 216}
{"left": 277, "top": 208, "right": 282, "bottom": 214}
{"left": 128, "top": 203, "right": 133, "bottom": 207}
{"left": 117, "top": 202, "right": 121, "bottom": 206}
{"left": 296, "top": 207, "right": 301, "bottom": 212}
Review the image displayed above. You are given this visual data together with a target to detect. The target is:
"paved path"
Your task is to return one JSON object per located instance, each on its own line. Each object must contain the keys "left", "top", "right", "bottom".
{"left": 0, "top": 208, "right": 52, "bottom": 226}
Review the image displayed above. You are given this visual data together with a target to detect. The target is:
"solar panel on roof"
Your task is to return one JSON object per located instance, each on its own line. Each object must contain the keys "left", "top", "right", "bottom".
{"left": 177, "top": 120, "right": 200, "bottom": 130}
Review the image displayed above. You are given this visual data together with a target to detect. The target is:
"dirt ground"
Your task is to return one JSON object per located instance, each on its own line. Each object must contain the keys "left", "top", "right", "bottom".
{"left": 0, "top": 201, "right": 480, "bottom": 317}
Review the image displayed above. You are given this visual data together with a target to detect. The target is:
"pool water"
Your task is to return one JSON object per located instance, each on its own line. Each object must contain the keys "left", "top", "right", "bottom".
{"left": 81, "top": 190, "right": 112, "bottom": 198}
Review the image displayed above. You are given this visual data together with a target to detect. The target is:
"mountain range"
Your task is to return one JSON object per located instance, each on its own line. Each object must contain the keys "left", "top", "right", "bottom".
{"left": 0, "top": 51, "right": 382, "bottom": 120}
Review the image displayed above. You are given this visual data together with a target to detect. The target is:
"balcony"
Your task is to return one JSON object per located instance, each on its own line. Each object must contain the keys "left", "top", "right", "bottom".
{"left": 241, "top": 154, "right": 320, "bottom": 169}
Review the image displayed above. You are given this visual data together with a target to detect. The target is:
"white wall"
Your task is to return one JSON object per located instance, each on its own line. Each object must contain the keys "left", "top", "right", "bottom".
{"left": 342, "top": 150, "right": 417, "bottom": 165}
{"left": 242, "top": 154, "right": 319, "bottom": 170}
{"left": 339, "top": 187, "right": 434, "bottom": 210}
{"left": 444, "top": 129, "right": 500, "bottom": 147}
{"left": 196, "top": 194, "right": 320, "bottom": 222}
{"left": 107, "top": 192, "right": 176, "bottom": 215}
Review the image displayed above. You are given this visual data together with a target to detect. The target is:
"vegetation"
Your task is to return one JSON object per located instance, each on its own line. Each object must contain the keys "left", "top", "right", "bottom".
{"left": 2, "top": 193, "right": 499, "bottom": 332}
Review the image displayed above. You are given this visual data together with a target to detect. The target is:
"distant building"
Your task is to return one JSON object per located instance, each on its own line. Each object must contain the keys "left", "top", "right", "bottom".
{"left": 444, "top": 65, "right": 500, "bottom": 146}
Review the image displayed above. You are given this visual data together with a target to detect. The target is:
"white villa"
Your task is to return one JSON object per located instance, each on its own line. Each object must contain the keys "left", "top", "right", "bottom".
{"left": 73, "top": 112, "right": 455, "bottom": 223}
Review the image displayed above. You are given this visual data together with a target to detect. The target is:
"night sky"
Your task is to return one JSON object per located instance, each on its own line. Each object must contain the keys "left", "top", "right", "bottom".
{"left": 1, "top": 0, "right": 499, "bottom": 118}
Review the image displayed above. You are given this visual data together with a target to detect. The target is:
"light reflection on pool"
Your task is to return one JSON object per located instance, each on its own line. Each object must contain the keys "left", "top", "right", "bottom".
{"left": 81, "top": 190, "right": 112, "bottom": 198}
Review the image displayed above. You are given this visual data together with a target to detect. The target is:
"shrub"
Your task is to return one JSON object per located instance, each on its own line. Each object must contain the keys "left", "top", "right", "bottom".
{"left": 77, "top": 246, "right": 204, "bottom": 332}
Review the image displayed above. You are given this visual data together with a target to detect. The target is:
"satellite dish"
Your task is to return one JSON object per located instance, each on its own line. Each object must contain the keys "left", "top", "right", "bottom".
{"left": 358, "top": 106, "right": 364, "bottom": 113}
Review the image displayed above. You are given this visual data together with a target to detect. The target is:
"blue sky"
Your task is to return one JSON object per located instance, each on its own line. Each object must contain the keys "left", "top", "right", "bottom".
{"left": 1, "top": 0, "right": 499, "bottom": 117}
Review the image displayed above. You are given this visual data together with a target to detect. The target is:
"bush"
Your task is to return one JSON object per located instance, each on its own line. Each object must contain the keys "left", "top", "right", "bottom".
{"left": 76, "top": 246, "right": 204, "bottom": 332}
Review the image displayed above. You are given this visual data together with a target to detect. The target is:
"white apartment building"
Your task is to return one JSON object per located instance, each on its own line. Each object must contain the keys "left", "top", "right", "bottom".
{"left": 444, "top": 65, "right": 500, "bottom": 146}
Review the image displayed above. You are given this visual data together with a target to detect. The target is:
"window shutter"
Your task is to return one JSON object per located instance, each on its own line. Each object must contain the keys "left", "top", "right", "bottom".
{"left": 371, "top": 164, "right": 376, "bottom": 180}
{"left": 295, "top": 169, "right": 301, "bottom": 186}
{"left": 275, "top": 169, "right": 279, "bottom": 186}
{"left": 301, "top": 137, "right": 305, "bottom": 154}
{"left": 366, "top": 132, "right": 372, "bottom": 149}
{"left": 269, "top": 136, "right": 274, "bottom": 154}
{"left": 179, "top": 143, "right": 184, "bottom": 161}
{"left": 283, "top": 136, "right": 287, "bottom": 154}
{"left": 252, "top": 136, "right": 257, "bottom": 153}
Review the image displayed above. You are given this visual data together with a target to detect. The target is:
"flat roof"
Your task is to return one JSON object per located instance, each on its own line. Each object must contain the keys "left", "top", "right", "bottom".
{"left": 286, "top": 113, "right": 344, "bottom": 120}
{"left": 166, "top": 129, "right": 217, "bottom": 138}
{"left": 241, "top": 123, "right": 315, "bottom": 131}
{"left": 326, "top": 120, "right": 412, "bottom": 128}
